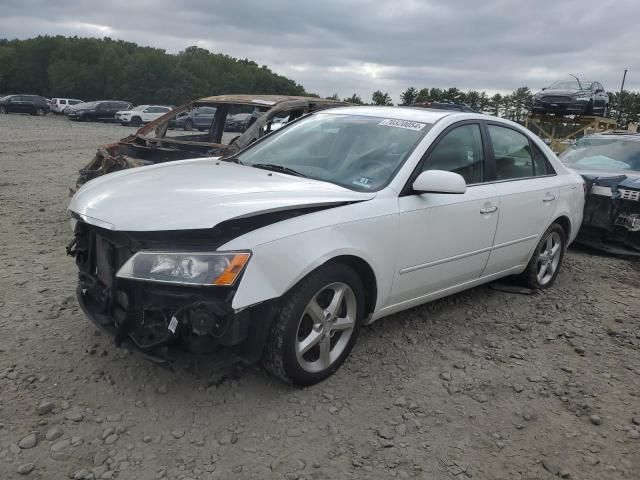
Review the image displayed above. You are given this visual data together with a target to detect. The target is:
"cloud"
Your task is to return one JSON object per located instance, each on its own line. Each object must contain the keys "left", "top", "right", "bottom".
{"left": 0, "top": 0, "right": 636, "bottom": 103}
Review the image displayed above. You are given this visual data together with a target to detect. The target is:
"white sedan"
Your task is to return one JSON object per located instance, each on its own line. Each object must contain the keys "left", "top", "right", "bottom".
{"left": 115, "top": 105, "right": 172, "bottom": 126}
{"left": 68, "top": 106, "right": 585, "bottom": 385}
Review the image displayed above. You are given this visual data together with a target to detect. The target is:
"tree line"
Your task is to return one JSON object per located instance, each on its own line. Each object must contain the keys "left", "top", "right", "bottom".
{"left": 0, "top": 36, "right": 307, "bottom": 105}
{"left": 334, "top": 86, "right": 640, "bottom": 126}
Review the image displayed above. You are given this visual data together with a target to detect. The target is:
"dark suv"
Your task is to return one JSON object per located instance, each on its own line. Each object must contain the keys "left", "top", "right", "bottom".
{"left": 532, "top": 80, "right": 609, "bottom": 116}
{"left": 0, "top": 95, "right": 49, "bottom": 115}
{"left": 66, "top": 100, "right": 132, "bottom": 122}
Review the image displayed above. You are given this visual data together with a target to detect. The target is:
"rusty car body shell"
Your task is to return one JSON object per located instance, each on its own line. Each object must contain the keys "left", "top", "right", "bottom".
{"left": 74, "top": 95, "right": 347, "bottom": 190}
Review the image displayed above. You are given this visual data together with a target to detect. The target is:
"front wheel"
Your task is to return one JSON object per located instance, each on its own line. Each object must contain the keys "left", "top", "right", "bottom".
{"left": 263, "top": 263, "right": 364, "bottom": 385}
{"left": 184, "top": 119, "right": 193, "bottom": 131}
{"left": 0, "top": 106, "right": 6, "bottom": 114}
{"left": 518, "top": 223, "right": 566, "bottom": 289}
{"left": 34, "top": 107, "right": 46, "bottom": 116}
{"left": 602, "top": 104, "right": 609, "bottom": 117}
{"left": 130, "top": 116, "right": 142, "bottom": 127}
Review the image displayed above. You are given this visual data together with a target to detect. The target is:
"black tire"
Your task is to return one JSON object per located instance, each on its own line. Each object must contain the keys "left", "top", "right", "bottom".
{"left": 518, "top": 223, "right": 566, "bottom": 289}
{"left": 0, "top": 106, "right": 6, "bottom": 114}
{"left": 32, "top": 107, "right": 46, "bottom": 116}
{"left": 184, "top": 119, "right": 193, "bottom": 131}
{"left": 130, "top": 116, "right": 142, "bottom": 127}
{"left": 263, "top": 262, "right": 364, "bottom": 385}
{"left": 602, "top": 104, "right": 609, "bottom": 117}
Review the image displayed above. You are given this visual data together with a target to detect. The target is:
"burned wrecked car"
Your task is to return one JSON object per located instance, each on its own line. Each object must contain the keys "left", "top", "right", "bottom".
{"left": 74, "top": 95, "right": 346, "bottom": 189}
{"left": 560, "top": 133, "right": 640, "bottom": 255}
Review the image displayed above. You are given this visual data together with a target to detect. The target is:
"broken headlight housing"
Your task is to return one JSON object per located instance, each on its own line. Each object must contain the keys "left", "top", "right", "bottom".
{"left": 116, "top": 251, "right": 251, "bottom": 286}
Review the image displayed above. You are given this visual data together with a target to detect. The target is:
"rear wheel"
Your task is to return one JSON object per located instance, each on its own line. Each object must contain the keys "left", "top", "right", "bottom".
{"left": 518, "top": 223, "right": 566, "bottom": 289}
{"left": 184, "top": 119, "right": 193, "bottom": 131}
{"left": 263, "top": 263, "right": 364, "bottom": 385}
{"left": 130, "top": 116, "right": 142, "bottom": 127}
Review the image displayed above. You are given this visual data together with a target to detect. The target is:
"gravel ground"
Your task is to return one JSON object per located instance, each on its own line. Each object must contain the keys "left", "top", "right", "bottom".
{"left": 0, "top": 113, "right": 639, "bottom": 480}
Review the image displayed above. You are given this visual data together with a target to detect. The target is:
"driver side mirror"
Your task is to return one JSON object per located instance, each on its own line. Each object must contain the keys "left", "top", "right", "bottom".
{"left": 412, "top": 170, "right": 466, "bottom": 194}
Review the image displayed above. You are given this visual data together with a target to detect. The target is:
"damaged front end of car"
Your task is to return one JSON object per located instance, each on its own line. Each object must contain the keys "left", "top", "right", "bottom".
{"left": 65, "top": 220, "right": 274, "bottom": 364}
{"left": 579, "top": 175, "right": 640, "bottom": 255}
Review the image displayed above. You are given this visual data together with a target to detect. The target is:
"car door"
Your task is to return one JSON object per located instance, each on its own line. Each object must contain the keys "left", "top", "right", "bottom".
{"left": 482, "top": 123, "right": 560, "bottom": 276}
{"left": 11, "top": 96, "right": 28, "bottom": 113}
{"left": 389, "top": 122, "right": 500, "bottom": 306}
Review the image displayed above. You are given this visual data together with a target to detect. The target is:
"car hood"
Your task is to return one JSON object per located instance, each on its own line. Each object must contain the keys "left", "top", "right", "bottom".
{"left": 69, "top": 158, "right": 376, "bottom": 231}
{"left": 538, "top": 89, "right": 583, "bottom": 96}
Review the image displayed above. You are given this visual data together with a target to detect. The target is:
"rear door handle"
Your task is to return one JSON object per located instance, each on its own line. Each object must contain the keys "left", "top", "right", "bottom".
{"left": 480, "top": 206, "right": 498, "bottom": 214}
{"left": 543, "top": 194, "right": 556, "bottom": 202}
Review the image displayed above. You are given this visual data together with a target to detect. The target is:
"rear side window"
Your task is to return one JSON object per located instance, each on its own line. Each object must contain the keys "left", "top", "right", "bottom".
{"left": 488, "top": 125, "right": 535, "bottom": 180}
{"left": 422, "top": 123, "right": 484, "bottom": 184}
{"left": 60, "top": 99, "right": 67, "bottom": 105}
{"left": 531, "top": 143, "right": 555, "bottom": 176}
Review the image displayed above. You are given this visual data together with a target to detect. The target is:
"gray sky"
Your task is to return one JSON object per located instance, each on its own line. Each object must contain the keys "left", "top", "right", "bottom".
{"left": 0, "top": 0, "right": 637, "bottom": 102}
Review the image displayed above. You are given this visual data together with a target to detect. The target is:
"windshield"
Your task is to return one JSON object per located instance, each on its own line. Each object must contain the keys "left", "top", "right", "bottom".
{"left": 548, "top": 80, "right": 581, "bottom": 90}
{"left": 560, "top": 137, "right": 640, "bottom": 173}
{"left": 235, "top": 113, "right": 431, "bottom": 191}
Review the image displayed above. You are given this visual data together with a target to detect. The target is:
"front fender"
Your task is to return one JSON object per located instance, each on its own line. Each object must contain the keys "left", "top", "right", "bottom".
{"left": 225, "top": 214, "right": 398, "bottom": 312}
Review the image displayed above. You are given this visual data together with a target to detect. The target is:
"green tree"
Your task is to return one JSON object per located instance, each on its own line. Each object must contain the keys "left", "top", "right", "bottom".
{"left": 344, "top": 93, "right": 363, "bottom": 104}
{"left": 372, "top": 90, "right": 393, "bottom": 106}
{"left": 0, "top": 36, "right": 307, "bottom": 104}
{"left": 400, "top": 86, "right": 417, "bottom": 105}
{"left": 415, "top": 88, "right": 430, "bottom": 103}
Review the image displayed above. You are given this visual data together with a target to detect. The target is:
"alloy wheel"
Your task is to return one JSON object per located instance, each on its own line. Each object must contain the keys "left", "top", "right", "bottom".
{"left": 295, "top": 282, "right": 357, "bottom": 373}
{"left": 536, "top": 231, "right": 562, "bottom": 286}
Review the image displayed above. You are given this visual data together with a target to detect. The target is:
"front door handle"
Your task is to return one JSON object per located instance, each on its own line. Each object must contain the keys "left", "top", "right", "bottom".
{"left": 543, "top": 194, "right": 556, "bottom": 202}
{"left": 480, "top": 205, "right": 498, "bottom": 214}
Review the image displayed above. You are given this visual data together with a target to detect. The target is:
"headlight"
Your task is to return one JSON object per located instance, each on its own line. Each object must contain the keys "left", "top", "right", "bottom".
{"left": 116, "top": 251, "right": 251, "bottom": 286}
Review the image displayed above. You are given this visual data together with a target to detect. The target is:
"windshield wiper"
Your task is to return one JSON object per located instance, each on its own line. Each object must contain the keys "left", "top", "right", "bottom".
{"left": 251, "top": 163, "right": 307, "bottom": 178}
{"left": 220, "top": 155, "right": 244, "bottom": 165}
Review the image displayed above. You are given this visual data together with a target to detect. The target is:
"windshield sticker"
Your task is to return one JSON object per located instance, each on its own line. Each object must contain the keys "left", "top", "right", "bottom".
{"left": 252, "top": 99, "right": 276, "bottom": 106}
{"left": 352, "top": 177, "right": 374, "bottom": 188}
{"left": 378, "top": 119, "right": 426, "bottom": 131}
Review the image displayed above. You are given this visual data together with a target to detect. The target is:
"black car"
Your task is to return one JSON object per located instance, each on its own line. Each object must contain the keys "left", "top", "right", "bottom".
{"left": 66, "top": 100, "right": 132, "bottom": 122}
{"left": 0, "top": 95, "right": 49, "bottom": 115}
{"left": 410, "top": 101, "right": 477, "bottom": 113}
{"left": 559, "top": 133, "right": 640, "bottom": 255}
{"left": 532, "top": 79, "right": 609, "bottom": 116}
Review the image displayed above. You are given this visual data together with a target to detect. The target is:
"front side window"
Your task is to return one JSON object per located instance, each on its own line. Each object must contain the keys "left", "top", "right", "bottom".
{"left": 236, "top": 113, "right": 431, "bottom": 191}
{"left": 489, "top": 125, "right": 535, "bottom": 180}
{"left": 422, "top": 124, "right": 484, "bottom": 184}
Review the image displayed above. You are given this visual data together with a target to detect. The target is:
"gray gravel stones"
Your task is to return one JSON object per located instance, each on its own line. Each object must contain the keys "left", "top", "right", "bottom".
{"left": 17, "top": 463, "right": 35, "bottom": 475}
{"left": 18, "top": 432, "right": 38, "bottom": 449}
{"left": 590, "top": 415, "right": 602, "bottom": 426}
{"left": 36, "top": 400, "right": 55, "bottom": 415}
{"left": 45, "top": 426, "right": 64, "bottom": 441}
{"left": 65, "top": 410, "right": 84, "bottom": 422}
{"left": 50, "top": 438, "right": 71, "bottom": 452}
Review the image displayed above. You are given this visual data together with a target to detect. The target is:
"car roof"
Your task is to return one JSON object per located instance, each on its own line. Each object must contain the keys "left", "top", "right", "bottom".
{"left": 195, "top": 94, "right": 346, "bottom": 107}
{"left": 317, "top": 105, "right": 454, "bottom": 123}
